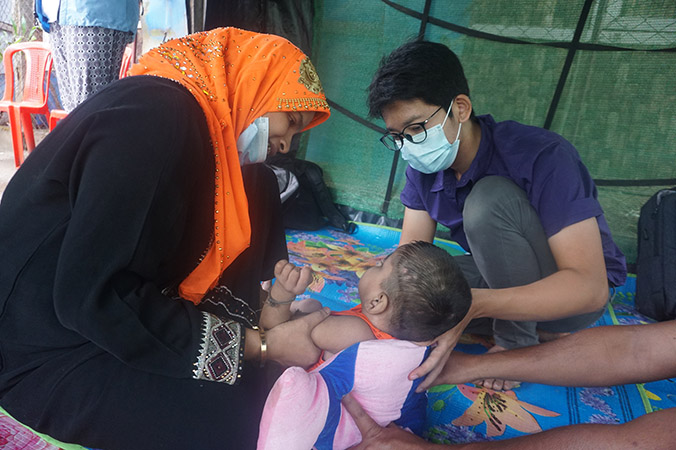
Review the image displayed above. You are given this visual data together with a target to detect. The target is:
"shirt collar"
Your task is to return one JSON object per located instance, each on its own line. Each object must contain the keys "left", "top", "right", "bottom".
{"left": 443, "top": 114, "right": 495, "bottom": 189}
{"left": 419, "top": 115, "right": 495, "bottom": 192}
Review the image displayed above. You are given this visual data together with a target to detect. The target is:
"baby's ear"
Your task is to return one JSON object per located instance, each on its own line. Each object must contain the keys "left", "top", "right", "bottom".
{"left": 366, "top": 292, "right": 390, "bottom": 315}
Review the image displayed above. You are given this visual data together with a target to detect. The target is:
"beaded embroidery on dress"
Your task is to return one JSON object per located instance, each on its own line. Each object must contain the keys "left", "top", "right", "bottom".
{"left": 193, "top": 312, "right": 244, "bottom": 385}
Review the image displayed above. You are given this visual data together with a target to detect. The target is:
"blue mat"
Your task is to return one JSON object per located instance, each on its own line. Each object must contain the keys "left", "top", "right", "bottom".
{"left": 286, "top": 223, "right": 676, "bottom": 444}
{"left": 3, "top": 223, "right": 666, "bottom": 447}
{"left": 286, "top": 224, "right": 466, "bottom": 312}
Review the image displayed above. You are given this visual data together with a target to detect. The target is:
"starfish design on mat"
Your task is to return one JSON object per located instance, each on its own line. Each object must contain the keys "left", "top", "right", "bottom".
{"left": 453, "top": 384, "right": 559, "bottom": 437}
{"left": 324, "top": 242, "right": 383, "bottom": 278}
{"left": 287, "top": 241, "right": 345, "bottom": 282}
{"left": 287, "top": 240, "right": 385, "bottom": 283}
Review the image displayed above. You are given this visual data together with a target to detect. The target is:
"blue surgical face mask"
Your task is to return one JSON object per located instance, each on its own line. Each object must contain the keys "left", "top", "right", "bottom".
{"left": 400, "top": 100, "right": 461, "bottom": 174}
{"left": 236, "top": 116, "right": 269, "bottom": 165}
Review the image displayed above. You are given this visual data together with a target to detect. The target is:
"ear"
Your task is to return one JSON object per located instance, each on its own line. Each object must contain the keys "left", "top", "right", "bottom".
{"left": 453, "top": 94, "right": 473, "bottom": 123}
{"left": 365, "top": 292, "right": 390, "bottom": 315}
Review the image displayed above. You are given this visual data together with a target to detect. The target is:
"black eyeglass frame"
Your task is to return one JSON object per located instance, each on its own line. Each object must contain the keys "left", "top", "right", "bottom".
{"left": 379, "top": 106, "right": 444, "bottom": 151}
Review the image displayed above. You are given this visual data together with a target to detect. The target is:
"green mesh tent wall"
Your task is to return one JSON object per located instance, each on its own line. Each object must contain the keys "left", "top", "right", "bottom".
{"left": 301, "top": 0, "right": 676, "bottom": 266}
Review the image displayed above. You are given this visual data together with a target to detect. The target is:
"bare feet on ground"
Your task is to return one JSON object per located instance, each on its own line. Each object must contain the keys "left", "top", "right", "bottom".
{"left": 290, "top": 297, "right": 323, "bottom": 314}
{"left": 473, "top": 345, "right": 521, "bottom": 391}
{"left": 474, "top": 330, "right": 572, "bottom": 390}
{"left": 538, "top": 330, "right": 570, "bottom": 342}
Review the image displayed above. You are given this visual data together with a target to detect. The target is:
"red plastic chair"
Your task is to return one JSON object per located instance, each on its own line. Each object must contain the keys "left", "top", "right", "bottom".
{"left": 47, "top": 108, "right": 68, "bottom": 131}
{"left": 118, "top": 45, "right": 135, "bottom": 79}
{"left": 0, "top": 41, "right": 53, "bottom": 167}
{"left": 49, "top": 45, "right": 135, "bottom": 132}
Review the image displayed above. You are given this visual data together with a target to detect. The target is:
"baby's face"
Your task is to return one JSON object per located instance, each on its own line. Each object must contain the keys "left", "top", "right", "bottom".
{"left": 358, "top": 252, "right": 395, "bottom": 301}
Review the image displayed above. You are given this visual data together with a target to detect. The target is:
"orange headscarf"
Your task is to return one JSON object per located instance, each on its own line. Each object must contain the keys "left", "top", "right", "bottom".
{"left": 129, "top": 27, "right": 330, "bottom": 303}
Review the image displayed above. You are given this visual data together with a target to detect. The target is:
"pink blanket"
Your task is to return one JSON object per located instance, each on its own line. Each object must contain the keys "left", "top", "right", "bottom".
{"left": 258, "top": 339, "right": 429, "bottom": 450}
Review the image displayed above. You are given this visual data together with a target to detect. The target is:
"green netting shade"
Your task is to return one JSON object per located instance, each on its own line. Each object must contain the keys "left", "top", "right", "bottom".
{"left": 304, "top": 0, "right": 676, "bottom": 264}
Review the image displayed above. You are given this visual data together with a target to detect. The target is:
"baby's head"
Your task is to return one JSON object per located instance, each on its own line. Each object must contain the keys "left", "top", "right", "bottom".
{"left": 359, "top": 241, "right": 471, "bottom": 342}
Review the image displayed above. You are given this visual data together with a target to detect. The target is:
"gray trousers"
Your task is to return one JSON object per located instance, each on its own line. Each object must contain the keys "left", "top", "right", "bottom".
{"left": 456, "top": 176, "right": 606, "bottom": 349}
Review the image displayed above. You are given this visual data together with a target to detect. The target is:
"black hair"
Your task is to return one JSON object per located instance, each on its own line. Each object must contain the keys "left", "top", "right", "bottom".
{"left": 382, "top": 241, "right": 471, "bottom": 342}
{"left": 367, "top": 40, "right": 473, "bottom": 119}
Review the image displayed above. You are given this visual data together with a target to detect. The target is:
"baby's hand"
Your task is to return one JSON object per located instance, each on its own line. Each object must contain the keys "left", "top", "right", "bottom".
{"left": 271, "top": 260, "right": 314, "bottom": 301}
{"left": 261, "top": 260, "right": 312, "bottom": 329}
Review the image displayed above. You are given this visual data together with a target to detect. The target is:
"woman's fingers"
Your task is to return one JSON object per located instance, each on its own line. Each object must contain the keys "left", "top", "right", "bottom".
{"left": 342, "top": 393, "right": 382, "bottom": 449}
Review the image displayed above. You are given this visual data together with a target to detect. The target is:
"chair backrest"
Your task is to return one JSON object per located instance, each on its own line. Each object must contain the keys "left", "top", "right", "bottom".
{"left": 1, "top": 41, "right": 53, "bottom": 106}
{"left": 118, "top": 46, "right": 134, "bottom": 79}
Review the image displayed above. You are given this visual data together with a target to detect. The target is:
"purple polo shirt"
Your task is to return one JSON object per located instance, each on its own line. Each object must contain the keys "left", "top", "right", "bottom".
{"left": 400, "top": 114, "right": 627, "bottom": 286}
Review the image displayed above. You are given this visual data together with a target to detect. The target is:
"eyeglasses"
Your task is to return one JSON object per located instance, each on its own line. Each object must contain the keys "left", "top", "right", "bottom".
{"left": 379, "top": 106, "right": 443, "bottom": 151}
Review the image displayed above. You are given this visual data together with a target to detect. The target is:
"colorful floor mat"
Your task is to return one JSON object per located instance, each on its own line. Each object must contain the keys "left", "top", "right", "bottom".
{"left": 286, "top": 223, "right": 676, "bottom": 444}
{"left": 2, "top": 223, "right": 672, "bottom": 448}
{"left": 423, "top": 279, "right": 676, "bottom": 444}
{"left": 286, "top": 224, "right": 466, "bottom": 312}
{"left": 0, "top": 407, "right": 87, "bottom": 450}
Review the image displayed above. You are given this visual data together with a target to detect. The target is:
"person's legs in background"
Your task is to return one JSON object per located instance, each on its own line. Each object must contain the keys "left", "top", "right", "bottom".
{"left": 50, "top": 24, "right": 132, "bottom": 112}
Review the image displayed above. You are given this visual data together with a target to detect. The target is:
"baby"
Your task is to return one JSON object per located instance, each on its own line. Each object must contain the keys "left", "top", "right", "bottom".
{"left": 257, "top": 241, "right": 472, "bottom": 450}
{"left": 260, "top": 240, "right": 472, "bottom": 361}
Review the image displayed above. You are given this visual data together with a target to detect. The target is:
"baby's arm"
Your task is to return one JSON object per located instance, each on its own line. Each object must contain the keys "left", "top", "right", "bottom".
{"left": 260, "top": 261, "right": 378, "bottom": 360}
{"left": 310, "top": 315, "right": 376, "bottom": 359}
{"left": 259, "top": 260, "right": 313, "bottom": 330}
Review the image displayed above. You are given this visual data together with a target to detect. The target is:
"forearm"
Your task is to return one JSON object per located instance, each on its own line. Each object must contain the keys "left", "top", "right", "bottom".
{"left": 471, "top": 267, "right": 608, "bottom": 323}
{"left": 471, "top": 217, "right": 610, "bottom": 323}
{"left": 244, "top": 327, "right": 263, "bottom": 361}
{"left": 453, "top": 408, "right": 676, "bottom": 450}
{"left": 259, "top": 301, "right": 293, "bottom": 330}
{"left": 244, "top": 308, "right": 330, "bottom": 369}
{"left": 399, "top": 207, "right": 436, "bottom": 245}
{"left": 440, "top": 322, "right": 676, "bottom": 387}
{"left": 259, "top": 286, "right": 294, "bottom": 329}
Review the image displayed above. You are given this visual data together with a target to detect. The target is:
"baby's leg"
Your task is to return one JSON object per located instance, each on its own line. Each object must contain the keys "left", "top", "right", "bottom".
{"left": 291, "top": 298, "right": 323, "bottom": 315}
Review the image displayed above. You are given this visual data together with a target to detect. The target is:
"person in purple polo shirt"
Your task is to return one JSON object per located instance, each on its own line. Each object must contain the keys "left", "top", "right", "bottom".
{"left": 367, "top": 40, "right": 627, "bottom": 391}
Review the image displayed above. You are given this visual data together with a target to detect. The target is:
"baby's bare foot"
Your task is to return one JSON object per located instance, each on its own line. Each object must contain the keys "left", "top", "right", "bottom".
{"left": 473, "top": 345, "right": 521, "bottom": 391}
{"left": 538, "top": 330, "right": 571, "bottom": 342}
{"left": 475, "top": 377, "right": 521, "bottom": 391}
{"left": 290, "top": 298, "right": 323, "bottom": 314}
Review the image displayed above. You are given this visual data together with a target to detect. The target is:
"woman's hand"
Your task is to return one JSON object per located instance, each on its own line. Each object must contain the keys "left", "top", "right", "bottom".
{"left": 342, "top": 393, "right": 435, "bottom": 449}
{"left": 266, "top": 307, "right": 330, "bottom": 368}
{"left": 409, "top": 311, "right": 472, "bottom": 392}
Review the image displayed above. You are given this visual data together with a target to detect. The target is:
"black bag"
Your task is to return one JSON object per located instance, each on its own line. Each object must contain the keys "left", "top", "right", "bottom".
{"left": 268, "top": 156, "right": 355, "bottom": 233}
{"left": 635, "top": 187, "right": 676, "bottom": 321}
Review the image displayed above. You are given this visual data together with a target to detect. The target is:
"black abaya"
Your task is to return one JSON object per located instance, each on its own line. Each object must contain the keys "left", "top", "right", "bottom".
{"left": 0, "top": 76, "right": 285, "bottom": 449}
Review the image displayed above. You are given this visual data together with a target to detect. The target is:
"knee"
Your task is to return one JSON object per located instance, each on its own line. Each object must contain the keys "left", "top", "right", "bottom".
{"left": 463, "top": 177, "right": 526, "bottom": 228}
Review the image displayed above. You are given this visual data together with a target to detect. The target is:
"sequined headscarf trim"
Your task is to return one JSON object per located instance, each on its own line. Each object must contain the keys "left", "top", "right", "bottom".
{"left": 129, "top": 27, "right": 330, "bottom": 303}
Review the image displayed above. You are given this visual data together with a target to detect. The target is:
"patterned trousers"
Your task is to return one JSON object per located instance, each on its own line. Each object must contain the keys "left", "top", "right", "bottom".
{"left": 50, "top": 23, "right": 133, "bottom": 112}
